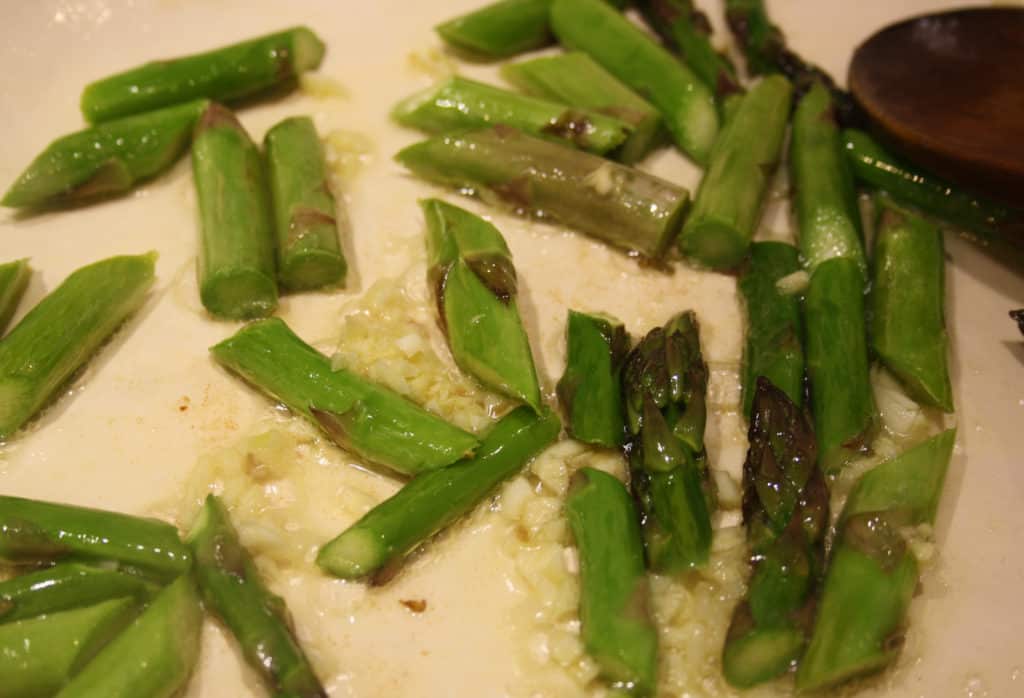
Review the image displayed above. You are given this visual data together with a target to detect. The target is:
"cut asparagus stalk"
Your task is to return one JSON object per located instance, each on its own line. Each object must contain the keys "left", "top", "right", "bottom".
{"left": 396, "top": 127, "right": 689, "bottom": 260}
{"left": 317, "top": 406, "right": 560, "bottom": 581}
{"left": 0, "top": 562, "right": 155, "bottom": 624}
{"left": 0, "top": 252, "right": 156, "bottom": 439}
{"left": 193, "top": 103, "right": 277, "bottom": 320}
{"left": 790, "top": 82, "right": 866, "bottom": 276}
{"left": 556, "top": 309, "right": 629, "bottom": 448}
{"left": 80, "top": 27, "right": 325, "bottom": 123}
{"left": 623, "top": 312, "right": 713, "bottom": 572}
{"left": 210, "top": 317, "right": 479, "bottom": 476}
{"left": 422, "top": 199, "right": 542, "bottom": 411}
{"left": 722, "top": 378, "right": 827, "bottom": 688}
{"left": 435, "top": 0, "right": 556, "bottom": 59}
{"left": 678, "top": 75, "right": 792, "bottom": 269}
{"left": 804, "top": 257, "right": 875, "bottom": 473}
{"left": 2, "top": 100, "right": 208, "bottom": 209}
{"left": 264, "top": 116, "right": 347, "bottom": 291}
{"left": 0, "top": 596, "right": 139, "bottom": 698}
{"left": 550, "top": 0, "right": 719, "bottom": 164}
{"left": 0, "top": 259, "right": 31, "bottom": 335}
{"left": 0, "top": 495, "right": 191, "bottom": 580}
{"left": 394, "top": 76, "right": 631, "bottom": 156}
{"left": 871, "top": 197, "right": 953, "bottom": 411}
{"left": 567, "top": 467, "right": 658, "bottom": 697}
{"left": 188, "top": 495, "right": 325, "bottom": 697}
{"left": 796, "top": 429, "right": 956, "bottom": 691}
{"left": 738, "top": 242, "right": 804, "bottom": 418}
{"left": 56, "top": 575, "right": 203, "bottom": 698}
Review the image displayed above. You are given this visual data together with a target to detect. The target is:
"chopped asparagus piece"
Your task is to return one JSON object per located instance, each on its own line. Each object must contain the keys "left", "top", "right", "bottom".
{"left": 317, "top": 406, "right": 560, "bottom": 581}
{"left": 2, "top": 100, "right": 208, "bottom": 209}
{"left": 550, "top": 0, "right": 719, "bottom": 164}
{"left": 210, "top": 318, "right": 479, "bottom": 476}
{"left": 567, "top": 467, "right": 658, "bottom": 697}
{"left": 189, "top": 495, "right": 325, "bottom": 697}
{"left": 556, "top": 309, "right": 629, "bottom": 448}
{"left": 0, "top": 562, "right": 155, "bottom": 624}
{"left": 80, "top": 27, "right": 325, "bottom": 123}
{"left": 397, "top": 127, "right": 689, "bottom": 260}
{"left": 193, "top": 103, "right": 277, "bottom": 319}
{"left": 679, "top": 75, "right": 792, "bottom": 269}
{"left": 422, "top": 199, "right": 542, "bottom": 411}
{"left": 56, "top": 575, "right": 203, "bottom": 698}
{"left": 435, "top": 0, "right": 556, "bottom": 59}
{"left": 264, "top": 116, "right": 347, "bottom": 291}
{"left": 0, "top": 252, "right": 156, "bottom": 439}
{"left": 0, "top": 259, "right": 31, "bottom": 335}
{"left": 394, "top": 76, "right": 630, "bottom": 156}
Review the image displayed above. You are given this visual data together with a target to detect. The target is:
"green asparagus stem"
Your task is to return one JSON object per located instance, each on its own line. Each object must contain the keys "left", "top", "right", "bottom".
{"left": 623, "top": 312, "right": 713, "bottom": 572}
{"left": 678, "top": 75, "right": 792, "bottom": 269}
{"left": 842, "top": 129, "right": 1024, "bottom": 241}
{"left": 0, "top": 252, "right": 156, "bottom": 439}
{"left": 0, "top": 597, "right": 139, "bottom": 698}
{"left": 56, "top": 575, "right": 203, "bottom": 698}
{"left": 566, "top": 467, "right": 658, "bottom": 697}
{"left": 0, "top": 495, "right": 191, "bottom": 580}
{"left": 790, "top": 82, "right": 866, "bottom": 276}
{"left": 80, "top": 27, "right": 325, "bottom": 123}
{"left": 557, "top": 310, "right": 629, "bottom": 448}
{"left": 193, "top": 103, "right": 277, "bottom": 320}
{"left": 804, "top": 257, "right": 875, "bottom": 473}
{"left": 264, "top": 116, "right": 347, "bottom": 291}
{"left": 722, "top": 378, "right": 827, "bottom": 688}
{"left": 435, "top": 0, "right": 556, "bottom": 59}
{"left": 738, "top": 242, "right": 804, "bottom": 418}
{"left": 0, "top": 259, "right": 31, "bottom": 335}
{"left": 0, "top": 562, "right": 155, "bottom": 624}
{"left": 796, "top": 429, "right": 956, "bottom": 691}
{"left": 317, "top": 406, "right": 560, "bottom": 581}
{"left": 871, "top": 197, "right": 953, "bottom": 412}
{"left": 550, "top": 0, "right": 719, "bottom": 164}
{"left": 2, "top": 100, "right": 208, "bottom": 209}
{"left": 502, "top": 52, "right": 664, "bottom": 164}
{"left": 188, "top": 495, "right": 324, "bottom": 697}
{"left": 396, "top": 127, "right": 689, "bottom": 261}
{"left": 210, "top": 318, "right": 479, "bottom": 476}
{"left": 394, "top": 76, "right": 630, "bottom": 156}
{"left": 422, "top": 199, "right": 542, "bottom": 411}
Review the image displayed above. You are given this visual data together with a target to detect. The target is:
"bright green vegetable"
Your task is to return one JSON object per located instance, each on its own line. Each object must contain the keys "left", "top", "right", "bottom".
{"left": 435, "top": 0, "right": 556, "bottom": 59}
{"left": 0, "top": 562, "right": 154, "bottom": 624}
{"left": 0, "top": 259, "right": 31, "bottom": 335}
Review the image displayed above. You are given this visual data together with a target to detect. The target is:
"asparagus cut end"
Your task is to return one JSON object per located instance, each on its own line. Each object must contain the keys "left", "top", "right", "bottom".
{"left": 679, "top": 217, "right": 749, "bottom": 270}
{"left": 200, "top": 269, "right": 278, "bottom": 320}
{"left": 279, "top": 249, "right": 347, "bottom": 291}
{"left": 316, "top": 528, "right": 384, "bottom": 579}
{"left": 723, "top": 626, "right": 804, "bottom": 689}
{"left": 291, "top": 27, "right": 327, "bottom": 73}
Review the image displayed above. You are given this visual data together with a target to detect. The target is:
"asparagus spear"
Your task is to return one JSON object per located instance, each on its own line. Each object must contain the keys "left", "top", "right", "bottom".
{"left": 566, "top": 467, "right": 658, "bottom": 697}
{"left": 317, "top": 406, "right": 560, "bottom": 581}
{"left": 0, "top": 259, "right": 31, "bottom": 335}
{"left": 435, "top": 0, "right": 556, "bottom": 59}
{"left": 80, "top": 27, "right": 325, "bottom": 123}
{"left": 0, "top": 562, "right": 155, "bottom": 624}
{"left": 738, "top": 242, "right": 804, "bottom": 418}
{"left": 422, "top": 199, "right": 542, "bottom": 411}
{"left": 264, "top": 116, "right": 347, "bottom": 291}
{"left": 2, "top": 100, "right": 208, "bottom": 209}
{"left": 796, "top": 429, "right": 956, "bottom": 691}
{"left": 396, "top": 127, "right": 689, "bottom": 260}
{"left": 210, "top": 318, "right": 479, "bottom": 476}
{"left": 557, "top": 310, "right": 629, "bottom": 448}
{"left": 550, "top": 0, "right": 719, "bottom": 165}
{"left": 188, "top": 495, "right": 325, "bottom": 697}
{"left": 804, "top": 257, "right": 875, "bottom": 473}
{"left": 722, "top": 378, "right": 827, "bottom": 688}
{"left": 678, "top": 75, "right": 792, "bottom": 269}
{"left": 56, "top": 574, "right": 203, "bottom": 698}
{"left": 0, "top": 596, "right": 139, "bottom": 698}
{"left": 0, "top": 495, "right": 192, "bottom": 580}
{"left": 0, "top": 252, "right": 156, "bottom": 439}
{"left": 501, "top": 52, "right": 663, "bottom": 164}
{"left": 193, "top": 103, "right": 277, "bottom": 320}
{"left": 871, "top": 197, "right": 953, "bottom": 412}
{"left": 623, "top": 312, "right": 713, "bottom": 572}
{"left": 394, "top": 76, "right": 630, "bottom": 156}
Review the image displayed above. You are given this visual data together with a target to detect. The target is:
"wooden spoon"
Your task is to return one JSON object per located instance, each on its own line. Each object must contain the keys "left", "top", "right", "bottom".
{"left": 849, "top": 7, "right": 1024, "bottom": 205}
